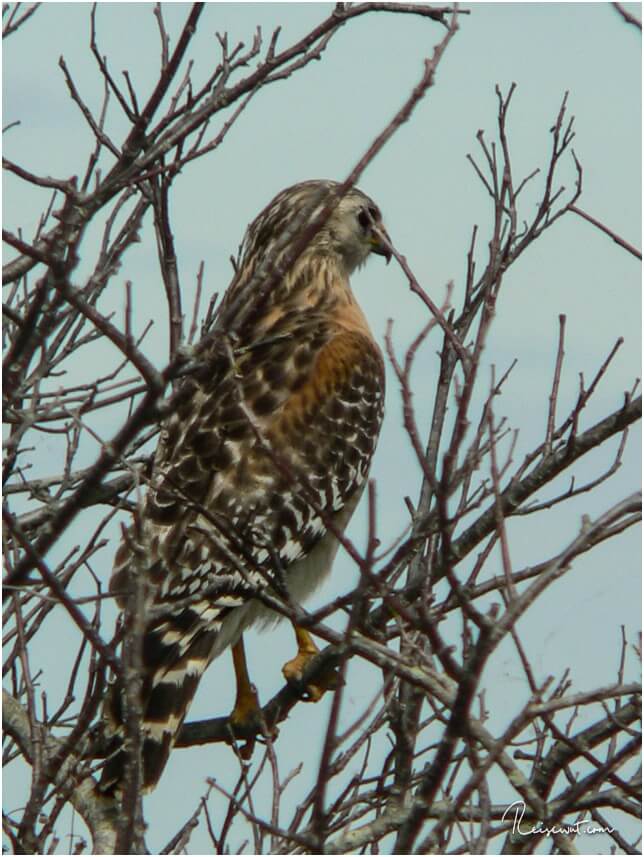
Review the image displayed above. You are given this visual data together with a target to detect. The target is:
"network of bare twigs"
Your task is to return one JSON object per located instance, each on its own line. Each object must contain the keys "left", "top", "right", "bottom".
{"left": 3, "top": 3, "right": 641, "bottom": 855}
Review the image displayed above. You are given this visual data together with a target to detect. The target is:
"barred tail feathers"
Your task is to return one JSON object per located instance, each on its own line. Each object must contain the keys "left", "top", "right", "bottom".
{"left": 98, "top": 603, "right": 224, "bottom": 794}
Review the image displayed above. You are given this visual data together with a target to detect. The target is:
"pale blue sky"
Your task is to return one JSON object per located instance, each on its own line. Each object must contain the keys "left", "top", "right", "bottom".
{"left": 3, "top": 3, "right": 641, "bottom": 853}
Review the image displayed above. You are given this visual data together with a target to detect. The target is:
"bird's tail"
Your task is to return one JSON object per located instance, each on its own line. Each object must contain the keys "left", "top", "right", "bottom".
{"left": 98, "top": 605, "right": 222, "bottom": 794}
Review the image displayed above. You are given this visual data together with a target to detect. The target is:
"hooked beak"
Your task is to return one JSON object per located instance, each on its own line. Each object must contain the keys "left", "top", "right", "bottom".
{"left": 370, "top": 224, "right": 393, "bottom": 264}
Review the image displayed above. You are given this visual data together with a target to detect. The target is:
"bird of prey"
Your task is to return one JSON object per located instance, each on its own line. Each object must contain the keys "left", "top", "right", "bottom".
{"left": 99, "top": 179, "right": 391, "bottom": 793}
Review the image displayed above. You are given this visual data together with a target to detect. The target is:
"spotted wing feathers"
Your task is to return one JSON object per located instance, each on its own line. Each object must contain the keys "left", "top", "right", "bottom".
{"left": 99, "top": 320, "right": 384, "bottom": 792}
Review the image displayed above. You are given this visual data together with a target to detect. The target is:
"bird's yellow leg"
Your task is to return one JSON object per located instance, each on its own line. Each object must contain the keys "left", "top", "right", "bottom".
{"left": 282, "top": 625, "right": 338, "bottom": 702}
{"left": 228, "top": 637, "right": 261, "bottom": 757}
{"left": 230, "top": 636, "right": 260, "bottom": 725}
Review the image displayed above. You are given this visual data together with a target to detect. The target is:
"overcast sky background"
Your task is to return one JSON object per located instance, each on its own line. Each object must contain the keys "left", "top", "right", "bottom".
{"left": 3, "top": 3, "right": 641, "bottom": 854}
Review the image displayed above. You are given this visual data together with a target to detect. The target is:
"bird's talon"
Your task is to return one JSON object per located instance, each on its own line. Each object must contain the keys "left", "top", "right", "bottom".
{"left": 227, "top": 670, "right": 264, "bottom": 760}
{"left": 237, "top": 736, "right": 256, "bottom": 760}
{"left": 257, "top": 723, "right": 280, "bottom": 745}
{"left": 283, "top": 658, "right": 342, "bottom": 702}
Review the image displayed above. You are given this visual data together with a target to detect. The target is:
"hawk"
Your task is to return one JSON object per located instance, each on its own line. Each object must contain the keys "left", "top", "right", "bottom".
{"left": 99, "top": 179, "right": 391, "bottom": 793}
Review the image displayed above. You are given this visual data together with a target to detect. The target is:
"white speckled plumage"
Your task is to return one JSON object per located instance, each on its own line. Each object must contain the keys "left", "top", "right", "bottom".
{"left": 99, "top": 180, "right": 390, "bottom": 793}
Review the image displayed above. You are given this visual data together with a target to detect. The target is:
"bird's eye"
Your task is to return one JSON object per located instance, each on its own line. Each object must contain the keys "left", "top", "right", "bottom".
{"left": 357, "top": 206, "right": 379, "bottom": 231}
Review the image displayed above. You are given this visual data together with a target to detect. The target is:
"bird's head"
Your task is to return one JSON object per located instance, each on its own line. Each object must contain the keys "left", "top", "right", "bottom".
{"left": 241, "top": 180, "right": 392, "bottom": 278}
{"left": 324, "top": 185, "right": 392, "bottom": 273}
